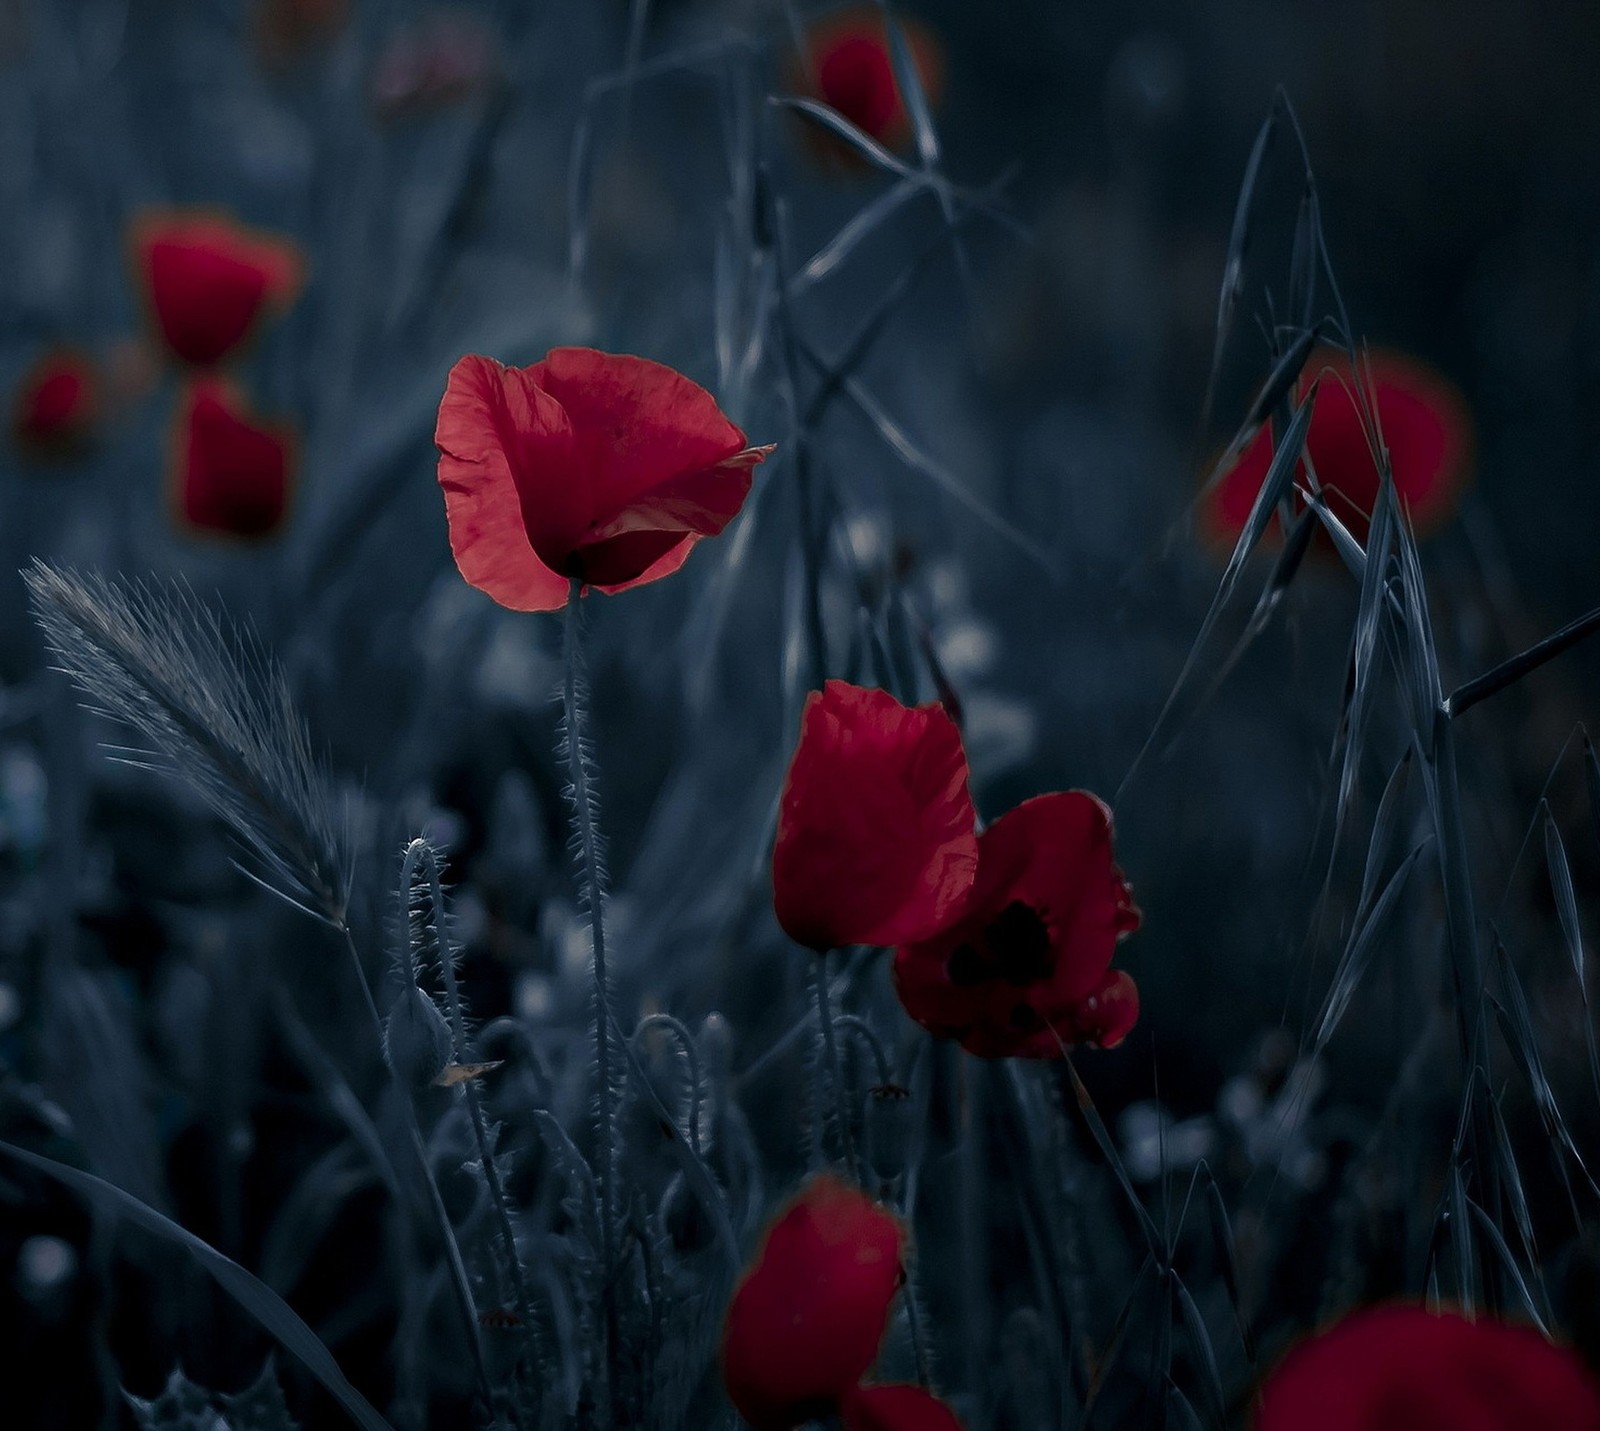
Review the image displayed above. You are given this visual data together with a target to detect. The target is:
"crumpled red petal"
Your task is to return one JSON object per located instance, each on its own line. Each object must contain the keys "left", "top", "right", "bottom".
{"left": 172, "top": 378, "right": 293, "bottom": 540}
{"left": 773, "top": 681, "right": 979, "bottom": 952}
{"left": 721, "top": 1174, "right": 905, "bottom": 1430}
{"left": 133, "top": 210, "right": 304, "bottom": 369}
{"left": 1255, "top": 1305, "right": 1600, "bottom": 1431}
{"left": 841, "top": 1383, "right": 967, "bottom": 1431}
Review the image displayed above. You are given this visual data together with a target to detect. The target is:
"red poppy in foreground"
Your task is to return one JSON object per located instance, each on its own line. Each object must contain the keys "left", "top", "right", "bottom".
{"left": 435, "top": 348, "right": 772, "bottom": 610}
{"left": 1255, "top": 1305, "right": 1600, "bottom": 1431}
{"left": 172, "top": 378, "right": 293, "bottom": 539}
{"left": 842, "top": 1384, "right": 966, "bottom": 1431}
{"left": 798, "top": 6, "right": 944, "bottom": 155}
{"left": 772, "top": 682, "right": 978, "bottom": 953}
{"left": 132, "top": 209, "right": 305, "bottom": 368}
{"left": 1204, "top": 348, "right": 1472, "bottom": 550}
{"left": 722, "top": 1174, "right": 905, "bottom": 1430}
{"left": 893, "top": 792, "right": 1141, "bottom": 1059}
{"left": 12, "top": 349, "right": 99, "bottom": 460}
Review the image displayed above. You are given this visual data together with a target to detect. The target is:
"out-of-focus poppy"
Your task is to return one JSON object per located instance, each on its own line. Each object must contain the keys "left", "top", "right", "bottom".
{"left": 254, "top": 0, "right": 349, "bottom": 64}
{"left": 772, "top": 681, "right": 978, "bottom": 953}
{"left": 794, "top": 6, "right": 944, "bottom": 158}
{"left": 434, "top": 347, "right": 771, "bottom": 610}
{"left": 12, "top": 349, "right": 99, "bottom": 460}
{"left": 172, "top": 377, "right": 293, "bottom": 540}
{"left": 370, "top": 14, "right": 497, "bottom": 120}
{"left": 1255, "top": 1305, "right": 1600, "bottom": 1431}
{"left": 721, "top": 1174, "right": 905, "bottom": 1430}
{"left": 842, "top": 1383, "right": 967, "bottom": 1431}
{"left": 1203, "top": 348, "right": 1472, "bottom": 551}
{"left": 131, "top": 210, "right": 305, "bottom": 369}
{"left": 893, "top": 792, "right": 1141, "bottom": 1059}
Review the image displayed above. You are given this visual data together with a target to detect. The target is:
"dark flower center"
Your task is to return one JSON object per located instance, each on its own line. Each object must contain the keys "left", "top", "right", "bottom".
{"left": 945, "top": 900, "right": 1054, "bottom": 988}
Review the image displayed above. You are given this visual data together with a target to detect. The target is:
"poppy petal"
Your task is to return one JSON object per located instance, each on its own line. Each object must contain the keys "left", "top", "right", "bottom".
{"left": 1256, "top": 1305, "right": 1600, "bottom": 1431}
{"left": 435, "top": 354, "right": 573, "bottom": 611}
{"left": 841, "top": 1384, "right": 967, "bottom": 1431}
{"left": 174, "top": 378, "right": 293, "bottom": 539}
{"left": 722, "top": 1175, "right": 905, "bottom": 1430}
{"left": 773, "top": 681, "right": 979, "bottom": 952}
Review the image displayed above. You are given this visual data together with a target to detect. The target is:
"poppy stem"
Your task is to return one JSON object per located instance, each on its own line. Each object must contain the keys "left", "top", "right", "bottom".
{"left": 812, "top": 953, "right": 860, "bottom": 1180}
{"left": 561, "top": 578, "right": 620, "bottom": 1423}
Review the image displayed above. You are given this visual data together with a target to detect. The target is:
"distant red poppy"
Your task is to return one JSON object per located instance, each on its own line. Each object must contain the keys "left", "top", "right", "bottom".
{"left": 893, "top": 792, "right": 1141, "bottom": 1059}
{"left": 172, "top": 377, "right": 293, "bottom": 539}
{"left": 1255, "top": 1305, "right": 1600, "bottom": 1431}
{"left": 371, "top": 14, "right": 497, "bottom": 120}
{"left": 254, "top": 0, "right": 349, "bottom": 64}
{"left": 772, "top": 681, "right": 979, "bottom": 953}
{"left": 132, "top": 210, "right": 305, "bottom": 369}
{"left": 722, "top": 1174, "right": 905, "bottom": 1430}
{"left": 435, "top": 348, "right": 771, "bottom": 610}
{"left": 12, "top": 349, "right": 99, "bottom": 460}
{"left": 842, "top": 1384, "right": 967, "bottom": 1431}
{"left": 796, "top": 7, "right": 944, "bottom": 156}
{"left": 1204, "top": 349, "right": 1472, "bottom": 550}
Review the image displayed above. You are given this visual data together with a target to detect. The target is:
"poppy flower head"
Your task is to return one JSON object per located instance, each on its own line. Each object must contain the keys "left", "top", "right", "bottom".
{"left": 797, "top": 7, "right": 944, "bottom": 156}
{"left": 893, "top": 791, "right": 1141, "bottom": 1059}
{"left": 841, "top": 1383, "right": 967, "bottom": 1431}
{"left": 721, "top": 1174, "right": 906, "bottom": 1430}
{"left": 172, "top": 377, "right": 294, "bottom": 540}
{"left": 435, "top": 348, "right": 771, "bottom": 611}
{"left": 132, "top": 209, "right": 305, "bottom": 369}
{"left": 12, "top": 349, "right": 99, "bottom": 460}
{"left": 772, "top": 681, "right": 979, "bottom": 953}
{"left": 1203, "top": 348, "right": 1472, "bottom": 552}
{"left": 1255, "top": 1305, "right": 1600, "bottom": 1431}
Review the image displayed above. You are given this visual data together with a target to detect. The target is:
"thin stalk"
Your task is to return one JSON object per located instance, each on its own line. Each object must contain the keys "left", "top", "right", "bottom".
{"left": 812, "top": 953, "right": 860, "bottom": 1179}
{"left": 408, "top": 841, "right": 543, "bottom": 1382}
{"left": 339, "top": 926, "right": 493, "bottom": 1414}
{"left": 561, "top": 579, "right": 619, "bottom": 1425}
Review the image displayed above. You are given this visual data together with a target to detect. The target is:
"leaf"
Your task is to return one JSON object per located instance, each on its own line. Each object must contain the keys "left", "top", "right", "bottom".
{"left": 0, "top": 1142, "right": 392, "bottom": 1431}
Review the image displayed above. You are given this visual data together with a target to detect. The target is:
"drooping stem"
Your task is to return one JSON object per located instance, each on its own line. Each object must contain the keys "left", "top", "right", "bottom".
{"left": 812, "top": 953, "right": 859, "bottom": 1179}
{"left": 561, "top": 578, "right": 619, "bottom": 1424}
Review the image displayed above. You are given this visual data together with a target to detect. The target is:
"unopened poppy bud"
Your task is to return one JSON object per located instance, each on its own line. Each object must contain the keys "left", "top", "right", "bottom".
{"left": 864, "top": 1083, "right": 915, "bottom": 1184}
{"left": 384, "top": 986, "right": 453, "bottom": 1088}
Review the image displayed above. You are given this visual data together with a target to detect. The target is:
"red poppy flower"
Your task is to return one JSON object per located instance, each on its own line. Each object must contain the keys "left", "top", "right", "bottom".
{"left": 721, "top": 1174, "right": 905, "bottom": 1430}
{"left": 132, "top": 210, "right": 305, "bottom": 369}
{"left": 1204, "top": 349, "right": 1472, "bottom": 550}
{"left": 172, "top": 377, "right": 293, "bottom": 539}
{"left": 796, "top": 7, "right": 944, "bottom": 155}
{"left": 842, "top": 1384, "right": 967, "bottom": 1431}
{"left": 773, "top": 681, "right": 979, "bottom": 953}
{"left": 371, "top": 14, "right": 497, "bottom": 119}
{"left": 1255, "top": 1305, "right": 1600, "bottom": 1431}
{"left": 893, "top": 792, "right": 1141, "bottom": 1059}
{"left": 12, "top": 349, "right": 99, "bottom": 460}
{"left": 434, "top": 348, "right": 771, "bottom": 611}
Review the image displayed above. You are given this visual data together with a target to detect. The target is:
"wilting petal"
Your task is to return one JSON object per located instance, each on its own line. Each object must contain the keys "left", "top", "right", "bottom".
{"left": 173, "top": 378, "right": 293, "bottom": 539}
{"left": 842, "top": 1384, "right": 967, "bottom": 1431}
{"left": 1256, "top": 1305, "right": 1600, "bottom": 1431}
{"left": 773, "top": 682, "right": 979, "bottom": 952}
{"left": 12, "top": 349, "right": 99, "bottom": 460}
{"left": 434, "top": 354, "right": 574, "bottom": 611}
{"left": 722, "top": 1174, "right": 905, "bottom": 1430}
{"left": 133, "top": 210, "right": 304, "bottom": 368}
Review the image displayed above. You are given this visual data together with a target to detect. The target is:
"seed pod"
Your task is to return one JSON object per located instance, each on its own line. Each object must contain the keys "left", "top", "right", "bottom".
{"left": 384, "top": 985, "right": 453, "bottom": 1088}
{"left": 864, "top": 1083, "right": 915, "bottom": 1184}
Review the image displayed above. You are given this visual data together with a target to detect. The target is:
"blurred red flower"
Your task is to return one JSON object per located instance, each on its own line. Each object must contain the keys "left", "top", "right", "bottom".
{"left": 721, "top": 1174, "right": 905, "bottom": 1430}
{"left": 371, "top": 14, "right": 497, "bottom": 120}
{"left": 773, "top": 681, "right": 979, "bottom": 953}
{"left": 12, "top": 349, "right": 99, "bottom": 460}
{"left": 172, "top": 377, "right": 293, "bottom": 539}
{"left": 435, "top": 348, "right": 770, "bottom": 609}
{"left": 132, "top": 210, "right": 305, "bottom": 369}
{"left": 254, "top": 0, "right": 349, "bottom": 64}
{"left": 796, "top": 6, "right": 944, "bottom": 156}
{"left": 842, "top": 1383, "right": 966, "bottom": 1431}
{"left": 893, "top": 792, "right": 1141, "bottom": 1059}
{"left": 1204, "top": 348, "right": 1472, "bottom": 550}
{"left": 1255, "top": 1305, "right": 1600, "bottom": 1431}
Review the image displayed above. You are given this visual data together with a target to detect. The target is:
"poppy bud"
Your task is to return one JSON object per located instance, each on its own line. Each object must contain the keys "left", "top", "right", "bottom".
{"left": 384, "top": 986, "right": 453, "bottom": 1088}
{"left": 864, "top": 1084, "right": 915, "bottom": 1186}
